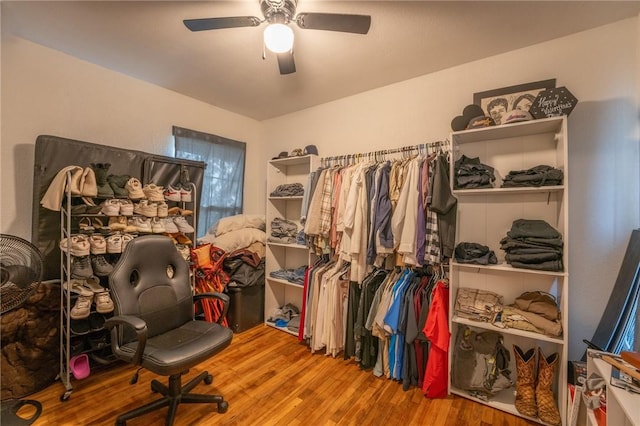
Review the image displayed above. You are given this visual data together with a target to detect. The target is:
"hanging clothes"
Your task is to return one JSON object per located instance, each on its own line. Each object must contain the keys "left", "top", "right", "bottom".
{"left": 422, "top": 279, "right": 450, "bottom": 398}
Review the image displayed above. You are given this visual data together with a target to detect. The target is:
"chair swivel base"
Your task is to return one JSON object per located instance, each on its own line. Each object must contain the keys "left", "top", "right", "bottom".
{"left": 115, "top": 371, "right": 228, "bottom": 426}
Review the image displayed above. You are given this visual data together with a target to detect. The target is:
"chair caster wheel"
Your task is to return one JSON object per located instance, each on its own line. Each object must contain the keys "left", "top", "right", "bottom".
{"left": 217, "top": 401, "right": 229, "bottom": 413}
{"left": 204, "top": 374, "right": 213, "bottom": 385}
{"left": 116, "top": 420, "right": 126, "bottom": 426}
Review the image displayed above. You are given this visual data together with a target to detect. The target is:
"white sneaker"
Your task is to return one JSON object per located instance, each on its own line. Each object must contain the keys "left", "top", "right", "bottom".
{"left": 163, "top": 217, "right": 179, "bottom": 233}
{"left": 180, "top": 186, "right": 193, "bottom": 203}
{"left": 151, "top": 217, "right": 166, "bottom": 234}
{"left": 100, "top": 199, "right": 120, "bottom": 216}
{"left": 125, "top": 177, "right": 145, "bottom": 200}
{"left": 59, "top": 235, "right": 90, "bottom": 257}
{"left": 156, "top": 201, "right": 168, "bottom": 218}
{"left": 108, "top": 216, "right": 127, "bottom": 231}
{"left": 89, "top": 235, "right": 107, "bottom": 255}
{"left": 134, "top": 200, "right": 158, "bottom": 217}
{"left": 121, "top": 234, "right": 135, "bottom": 251}
{"left": 164, "top": 184, "right": 182, "bottom": 202}
{"left": 106, "top": 234, "right": 122, "bottom": 254}
{"left": 119, "top": 199, "right": 134, "bottom": 216}
{"left": 143, "top": 183, "right": 165, "bottom": 202}
{"left": 134, "top": 217, "right": 152, "bottom": 233}
{"left": 173, "top": 216, "right": 195, "bottom": 233}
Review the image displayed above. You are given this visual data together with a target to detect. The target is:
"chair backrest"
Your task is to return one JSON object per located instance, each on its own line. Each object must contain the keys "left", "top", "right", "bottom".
{"left": 109, "top": 235, "right": 193, "bottom": 342}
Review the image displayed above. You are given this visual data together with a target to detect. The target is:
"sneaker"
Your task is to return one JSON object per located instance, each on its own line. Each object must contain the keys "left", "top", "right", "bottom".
{"left": 134, "top": 200, "right": 157, "bottom": 217}
{"left": 163, "top": 217, "right": 179, "bottom": 233}
{"left": 176, "top": 244, "right": 190, "bottom": 261}
{"left": 164, "top": 184, "right": 182, "bottom": 202}
{"left": 143, "top": 183, "right": 165, "bottom": 202}
{"left": 119, "top": 199, "right": 134, "bottom": 216}
{"left": 89, "top": 235, "right": 107, "bottom": 255}
{"left": 63, "top": 278, "right": 94, "bottom": 296}
{"left": 91, "top": 255, "right": 114, "bottom": 276}
{"left": 173, "top": 216, "right": 195, "bottom": 233}
{"left": 100, "top": 199, "right": 120, "bottom": 216}
{"left": 109, "top": 216, "right": 127, "bottom": 231}
{"left": 125, "top": 177, "right": 146, "bottom": 200}
{"left": 121, "top": 234, "right": 135, "bottom": 251}
{"left": 156, "top": 201, "right": 168, "bottom": 218}
{"left": 125, "top": 218, "right": 139, "bottom": 233}
{"left": 180, "top": 186, "right": 193, "bottom": 202}
{"left": 94, "top": 291, "right": 114, "bottom": 314}
{"left": 59, "top": 235, "right": 90, "bottom": 257}
{"left": 134, "top": 217, "right": 152, "bottom": 233}
{"left": 71, "top": 255, "right": 93, "bottom": 279}
{"left": 106, "top": 234, "right": 122, "bottom": 254}
{"left": 70, "top": 295, "right": 93, "bottom": 320}
{"left": 151, "top": 217, "right": 166, "bottom": 234}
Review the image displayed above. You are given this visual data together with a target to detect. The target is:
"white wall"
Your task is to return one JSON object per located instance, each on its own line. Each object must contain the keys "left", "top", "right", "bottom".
{"left": 263, "top": 18, "right": 640, "bottom": 360}
{"left": 1, "top": 36, "right": 268, "bottom": 239}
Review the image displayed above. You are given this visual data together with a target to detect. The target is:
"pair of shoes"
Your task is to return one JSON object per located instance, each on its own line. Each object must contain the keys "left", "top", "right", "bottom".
{"left": 167, "top": 206, "right": 193, "bottom": 216}
{"left": 71, "top": 256, "right": 93, "bottom": 279}
{"left": 89, "top": 235, "right": 106, "bottom": 254}
{"left": 101, "top": 199, "right": 134, "bottom": 216}
{"left": 173, "top": 216, "right": 195, "bottom": 233}
{"left": 125, "top": 177, "right": 145, "bottom": 200}
{"left": 151, "top": 217, "right": 166, "bottom": 233}
{"left": 106, "top": 234, "right": 123, "bottom": 253}
{"left": 143, "top": 183, "right": 165, "bottom": 202}
{"left": 171, "top": 232, "right": 193, "bottom": 246}
{"left": 163, "top": 217, "right": 179, "bottom": 233}
{"left": 60, "top": 235, "right": 90, "bottom": 257}
{"left": 106, "top": 174, "right": 131, "bottom": 198}
{"left": 133, "top": 200, "right": 168, "bottom": 217}
{"left": 83, "top": 277, "right": 115, "bottom": 314}
{"left": 164, "top": 184, "right": 192, "bottom": 202}
{"left": 91, "top": 254, "right": 114, "bottom": 276}
{"left": 130, "top": 217, "right": 152, "bottom": 233}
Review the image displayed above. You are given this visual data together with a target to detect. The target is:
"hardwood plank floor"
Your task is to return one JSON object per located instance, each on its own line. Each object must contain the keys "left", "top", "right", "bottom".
{"left": 22, "top": 325, "right": 538, "bottom": 425}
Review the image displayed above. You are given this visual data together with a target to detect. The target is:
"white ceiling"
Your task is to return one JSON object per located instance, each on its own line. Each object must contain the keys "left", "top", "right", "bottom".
{"left": 3, "top": 1, "right": 640, "bottom": 120}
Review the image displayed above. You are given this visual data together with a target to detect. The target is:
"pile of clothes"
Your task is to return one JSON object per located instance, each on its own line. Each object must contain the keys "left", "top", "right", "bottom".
{"left": 496, "top": 291, "right": 562, "bottom": 337}
{"left": 500, "top": 219, "right": 563, "bottom": 272}
{"left": 501, "top": 165, "right": 563, "bottom": 188}
{"left": 454, "top": 155, "right": 496, "bottom": 189}
{"left": 269, "top": 265, "right": 306, "bottom": 285}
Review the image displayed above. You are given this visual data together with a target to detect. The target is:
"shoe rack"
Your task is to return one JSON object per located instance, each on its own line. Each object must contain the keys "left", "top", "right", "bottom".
{"left": 58, "top": 172, "right": 197, "bottom": 401}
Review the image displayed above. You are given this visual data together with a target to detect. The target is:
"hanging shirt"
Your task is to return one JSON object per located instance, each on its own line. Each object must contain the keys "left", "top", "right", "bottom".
{"left": 422, "top": 280, "right": 450, "bottom": 398}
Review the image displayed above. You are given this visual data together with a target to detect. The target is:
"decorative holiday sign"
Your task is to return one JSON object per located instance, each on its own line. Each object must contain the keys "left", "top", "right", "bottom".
{"left": 530, "top": 86, "right": 578, "bottom": 118}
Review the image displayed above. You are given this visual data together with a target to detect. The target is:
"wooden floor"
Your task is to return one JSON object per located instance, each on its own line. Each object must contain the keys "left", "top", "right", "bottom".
{"left": 23, "top": 324, "right": 538, "bottom": 425}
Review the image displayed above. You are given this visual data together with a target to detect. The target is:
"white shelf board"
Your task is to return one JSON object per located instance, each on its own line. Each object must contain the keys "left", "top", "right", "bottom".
{"left": 269, "top": 154, "right": 316, "bottom": 168}
{"left": 452, "top": 316, "right": 565, "bottom": 345}
{"left": 590, "top": 356, "right": 640, "bottom": 426}
{"left": 267, "top": 242, "right": 309, "bottom": 250}
{"left": 451, "top": 261, "right": 567, "bottom": 277}
{"left": 265, "top": 321, "right": 298, "bottom": 336}
{"left": 266, "top": 276, "right": 304, "bottom": 288}
{"left": 450, "top": 387, "right": 546, "bottom": 424}
{"left": 451, "top": 116, "right": 564, "bottom": 144}
{"left": 453, "top": 185, "right": 564, "bottom": 196}
{"left": 268, "top": 195, "right": 304, "bottom": 200}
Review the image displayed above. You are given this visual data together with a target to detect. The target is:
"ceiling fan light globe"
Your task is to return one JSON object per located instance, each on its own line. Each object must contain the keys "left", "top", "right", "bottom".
{"left": 264, "top": 23, "right": 294, "bottom": 53}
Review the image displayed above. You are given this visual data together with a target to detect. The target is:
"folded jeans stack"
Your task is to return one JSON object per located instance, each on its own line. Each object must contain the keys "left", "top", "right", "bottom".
{"left": 269, "top": 266, "right": 306, "bottom": 285}
{"left": 270, "top": 182, "right": 304, "bottom": 197}
{"left": 500, "top": 219, "right": 563, "bottom": 272}
{"left": 268, "top": 217, "right": 299, "bottom": 244}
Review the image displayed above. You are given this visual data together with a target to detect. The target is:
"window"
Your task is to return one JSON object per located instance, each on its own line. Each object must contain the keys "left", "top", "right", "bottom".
{"left": 173, "top": 126, "right": 245, "bottom": 238}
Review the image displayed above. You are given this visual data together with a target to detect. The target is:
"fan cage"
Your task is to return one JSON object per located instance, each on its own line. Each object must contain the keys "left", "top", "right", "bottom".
{"left": 0, "top": 234, "right": 43, "bottom": 314}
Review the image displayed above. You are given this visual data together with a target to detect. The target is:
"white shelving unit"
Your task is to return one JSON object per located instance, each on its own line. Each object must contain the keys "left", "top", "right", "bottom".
{"left": 448, "top": 116, "right": 569, "bottom": 424}
{"left": 265, "top": 154, "right": 318, "bottom": 336}
{"left": 586, "top": 350, "right": 640, "bottom": 426}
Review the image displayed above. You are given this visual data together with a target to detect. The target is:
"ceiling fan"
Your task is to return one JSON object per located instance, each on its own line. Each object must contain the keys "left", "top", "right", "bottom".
{"left": 183, "top": 0, "right": 372, "bottom": 75}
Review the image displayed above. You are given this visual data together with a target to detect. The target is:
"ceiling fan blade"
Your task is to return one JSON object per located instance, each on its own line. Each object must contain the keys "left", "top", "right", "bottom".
{"left": 295, "top": 13, "right": 371, "bottom": 34}
{"left": 277, "top": 51, "right": 296, "bottom": 75}
{"left": 183, "top": 16, "right": 261, "bottom": 32}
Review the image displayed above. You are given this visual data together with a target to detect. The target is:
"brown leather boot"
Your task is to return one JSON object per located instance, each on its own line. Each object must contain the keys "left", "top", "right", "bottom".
{"left": 513, "top": 345, "right": 537, "bottom": 417}
{"left": 536, "top": 348, "right": 561, "bottom": 426}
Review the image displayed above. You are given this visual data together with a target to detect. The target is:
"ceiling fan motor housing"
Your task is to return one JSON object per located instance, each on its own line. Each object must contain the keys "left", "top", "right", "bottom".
{"left": 261, "top": 0, "right": 298, "bottom": 24}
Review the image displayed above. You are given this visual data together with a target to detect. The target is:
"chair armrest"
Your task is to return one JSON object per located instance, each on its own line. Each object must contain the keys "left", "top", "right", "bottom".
{"left": 104, "top": 315, "right": 148, "bottom": 366}
{"left": 193, "top": 292, "right": 230, "bottom": 325}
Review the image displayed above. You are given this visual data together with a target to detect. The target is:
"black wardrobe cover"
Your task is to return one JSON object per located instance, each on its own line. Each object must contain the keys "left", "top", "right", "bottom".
{"left": 32, "top": 135, "right": 205, "bottom": 280}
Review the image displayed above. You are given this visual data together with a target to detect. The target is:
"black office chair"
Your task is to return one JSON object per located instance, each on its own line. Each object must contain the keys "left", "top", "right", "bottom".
{"left": 104, "top": 235, "right": 233, "bottom": 426}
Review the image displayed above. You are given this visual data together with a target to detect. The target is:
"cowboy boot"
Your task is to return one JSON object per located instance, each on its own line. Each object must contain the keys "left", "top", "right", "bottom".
{"left": 536, "top": 348, "right": 561, "bottom": 426}
{"left": 513, "top": 345, "right": 537, "bottom": 417}
{"left": 91, "top": 163, "right": 114, "bottom": 198}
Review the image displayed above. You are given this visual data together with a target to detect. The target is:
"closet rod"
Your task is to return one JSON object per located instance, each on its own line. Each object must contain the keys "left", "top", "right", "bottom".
{"left": 320, "top": 139, "right": 449, "bottom": 167}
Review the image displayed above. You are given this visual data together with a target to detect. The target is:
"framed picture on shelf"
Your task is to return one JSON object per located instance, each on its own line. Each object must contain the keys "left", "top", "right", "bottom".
{"left": 473, "top": 79, "right": 556, "bottom": 125}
